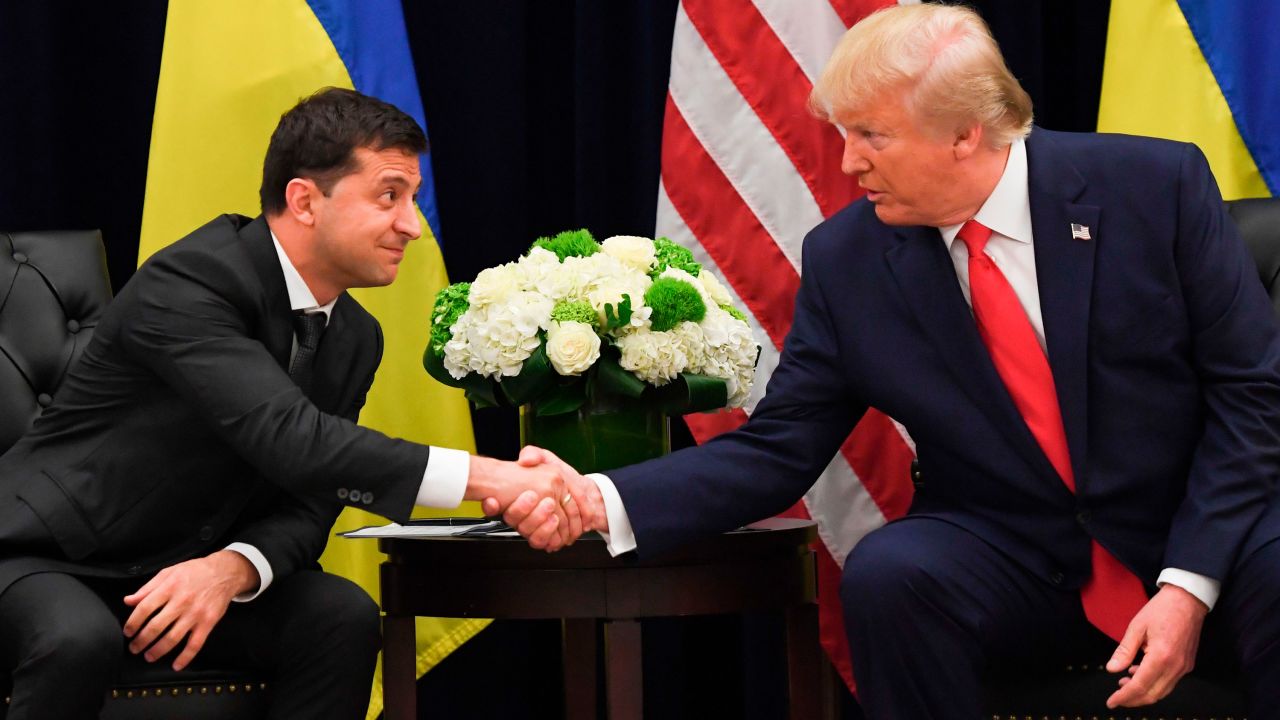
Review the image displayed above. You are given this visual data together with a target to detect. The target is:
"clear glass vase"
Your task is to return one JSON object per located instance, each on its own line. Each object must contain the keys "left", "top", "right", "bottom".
{"left": 519, "top": 395, "right": 670, "bottom": 475}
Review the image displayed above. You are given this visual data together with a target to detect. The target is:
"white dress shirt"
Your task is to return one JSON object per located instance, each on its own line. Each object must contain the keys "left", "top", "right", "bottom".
{"left": 593, "top": 139, "right": 1219, "bottom": 610}
{"left": 226, "top": 234, "right": 471, "bottom": 601}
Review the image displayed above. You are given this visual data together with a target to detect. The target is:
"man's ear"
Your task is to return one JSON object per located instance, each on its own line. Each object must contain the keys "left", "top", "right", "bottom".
{"left": 283, "top": 178, "right": 321, "bottom": 227}
{"left": 952, "top": 122, "right": 985, "bottom": 160}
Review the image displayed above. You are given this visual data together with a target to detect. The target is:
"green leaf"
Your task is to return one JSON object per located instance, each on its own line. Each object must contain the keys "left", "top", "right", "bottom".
{"left": 423, "top": 346, "right": 466, "bottom": 388}
{"left": 595, "top": 351, "right": 646, "bottom": 399}
{"left": 497, "top": 341, "right": 555, "bottom": 406}
{"left": 533, "top": 381, "right": 587, "bottom": 416}
{"left": 657, "top": 373, "right": 728, "bottom": 415}
{"left": 602, "top": 294, "right": 633, "bottom": 333}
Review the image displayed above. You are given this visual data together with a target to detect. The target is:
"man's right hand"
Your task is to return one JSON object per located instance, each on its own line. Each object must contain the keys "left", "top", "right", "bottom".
{"left": 481, "top": 446, "right": 608, "bottom": 550}
{"left": 464, "top": 455, "right": 584, "bottom": 551}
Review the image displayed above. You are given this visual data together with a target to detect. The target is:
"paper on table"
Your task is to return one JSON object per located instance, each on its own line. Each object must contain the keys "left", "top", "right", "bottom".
{"left": 339, "top": 521, "right": 519, "bottom": 538}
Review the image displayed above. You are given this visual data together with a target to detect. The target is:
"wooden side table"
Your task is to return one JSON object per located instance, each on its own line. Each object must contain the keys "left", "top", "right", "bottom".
{"left": 378, "top": 518, "right": 822, "bottom": 720}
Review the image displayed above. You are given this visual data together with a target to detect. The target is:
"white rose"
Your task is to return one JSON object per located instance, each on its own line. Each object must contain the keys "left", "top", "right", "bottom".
{"left": 545, "top": 321, "right": 601, "bottom": 376}
{"left": 601, "top": 235, "right": 657, "bottom": 273}
{"left": 698, "top": 270, "right": 734, "bottom": 307}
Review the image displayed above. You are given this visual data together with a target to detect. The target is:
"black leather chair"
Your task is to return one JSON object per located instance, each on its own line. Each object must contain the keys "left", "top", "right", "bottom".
{"left": 980, "top": 197, "right": 1280, "bottom": 720}
{"left": 0, "top": 230, "right": 270, "bottom": 719}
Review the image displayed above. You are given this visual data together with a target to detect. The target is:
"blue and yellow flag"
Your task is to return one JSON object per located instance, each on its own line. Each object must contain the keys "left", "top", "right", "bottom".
{"left": 138, "top": 1, "right": 483, "bottom": 716}
{"left": 1098, "top": 0, "right": 1279, "bottom": 200}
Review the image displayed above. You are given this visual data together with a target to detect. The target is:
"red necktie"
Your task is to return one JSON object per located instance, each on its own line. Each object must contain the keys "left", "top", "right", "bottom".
{"left": 957, "top": 220, "right": 1147, "bottom": 642}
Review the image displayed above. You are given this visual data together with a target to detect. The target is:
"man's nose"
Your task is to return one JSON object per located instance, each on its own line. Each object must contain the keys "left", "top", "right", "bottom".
{"left": 841, "top": 139, "right": 870, "bottom": 175}
{"left": 397, "top": 200, "right": 422, "bottom": 240}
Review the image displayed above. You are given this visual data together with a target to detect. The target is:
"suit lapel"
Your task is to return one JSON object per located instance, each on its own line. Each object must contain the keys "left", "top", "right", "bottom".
{"left": 1026, "top": 130, "right": 1098, "bottom": 487}
{"left": 885, "top": 225, "right": 1058, "bottom": 479}
{"left": 238, "top": 216, "right": 294, "bottom": 370}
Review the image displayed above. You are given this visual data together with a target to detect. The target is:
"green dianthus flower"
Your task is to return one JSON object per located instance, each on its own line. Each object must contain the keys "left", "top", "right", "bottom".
{"left": 645, "top": 277, "right": 706, "bottom": 332}
{"left": 529, "top": 229, "right": 601, "bottom": 261}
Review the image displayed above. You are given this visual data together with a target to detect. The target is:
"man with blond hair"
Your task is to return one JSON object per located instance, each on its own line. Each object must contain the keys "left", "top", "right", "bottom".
{"left": 503, "top": 4, "right": 1280, "bottom": 717}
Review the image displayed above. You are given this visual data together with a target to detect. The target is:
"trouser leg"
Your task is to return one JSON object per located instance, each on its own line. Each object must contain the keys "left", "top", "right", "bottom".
{"left": 840, "top": 518, "right": 1102, "bottom": 720}
{"left": 1214, "top": 537, "right": 1280, "bottom": 720}
{"left": 0, "top": 572, "right": 123, "bottom": 720}
{"left": 192, "top": 569, "right": 381, "bottom": 720}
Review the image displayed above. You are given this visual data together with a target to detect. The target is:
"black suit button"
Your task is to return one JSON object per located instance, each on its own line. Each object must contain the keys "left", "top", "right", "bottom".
{"left": 360, "top": 491, "right": 374, "bottom": 504}
{"left": 1076, "top": 511, "right": 1091, "bottom": 526}
{"left": 66, "top": 319, "right": 81, "bottom": 333}
{"left": 199, "top": 526, "right": 214, "bottom": 541}
{"left": 36, "top": 393, "right": 52, "bottom": 407}
{"left": 128, "top": 565, "right": 143, "bottom": 576}
{"left": 1049, "top": 571, "right": 1065, "bottom": 585}
{"left": 337, "top": 488, "right": 349, "bottom": 500}
{"left": 12, "top": 252, "right": 27, "bottom": 264}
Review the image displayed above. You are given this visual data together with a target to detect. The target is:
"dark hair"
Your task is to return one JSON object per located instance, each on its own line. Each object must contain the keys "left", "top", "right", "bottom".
{"left": 259, "top": 87, "right": 427, "bottom": 215}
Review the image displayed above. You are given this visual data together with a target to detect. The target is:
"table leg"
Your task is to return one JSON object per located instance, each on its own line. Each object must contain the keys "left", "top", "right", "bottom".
{"left": 604, "top": 619, "right": 642, "bottom": 720}
{"left": 562, "top": 619, "right": 598, "bottom": 720}
{"left": 785, "top": 602, "right": 825, "bottom": 720}
{"left": 382, "top": 614, "right": 417, "bottom": 720}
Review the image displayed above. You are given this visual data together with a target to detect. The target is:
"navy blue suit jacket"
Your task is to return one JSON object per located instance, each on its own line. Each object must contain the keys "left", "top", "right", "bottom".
{"left": 611, "top": 128, "right": 1280, "bottom": 590}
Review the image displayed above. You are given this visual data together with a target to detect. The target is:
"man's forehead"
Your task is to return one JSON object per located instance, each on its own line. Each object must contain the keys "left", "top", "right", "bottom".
{"left": 354, "top": 146, "right": 420, "bottom": 178}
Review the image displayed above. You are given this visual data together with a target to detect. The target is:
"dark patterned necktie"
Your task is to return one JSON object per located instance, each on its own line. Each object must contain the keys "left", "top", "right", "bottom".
{"left": 289, "top": 311, "right": 327, "bottom": 396}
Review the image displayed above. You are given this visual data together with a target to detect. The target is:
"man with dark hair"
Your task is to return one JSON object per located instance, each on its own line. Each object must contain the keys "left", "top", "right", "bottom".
{"left": 0, "top": 87, "right": 586, "bottom": 720}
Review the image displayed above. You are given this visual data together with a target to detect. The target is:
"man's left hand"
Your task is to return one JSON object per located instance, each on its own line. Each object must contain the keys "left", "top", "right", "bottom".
{"left": 122, "top": 550, "right": 259, "bottom": 671}
{"left": 1105, "top": 584, "right": 1209, "bottom": 708}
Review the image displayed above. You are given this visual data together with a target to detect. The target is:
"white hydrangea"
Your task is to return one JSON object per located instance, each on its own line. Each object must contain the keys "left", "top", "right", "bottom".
{"left": 468, "top": 262, "right": 522, "bottom": 306}
{"left": 442, "top": 291, "right": 553, "bottom": 379}
{"left": 615, "top": 330, "right": 687, "bottom": 386}
{"left": 697, "top": 308, "right": 757, "bottom": 407}
{"left": 575, "top": 253, "right": 651, "bottom": 327}
{"left": 517, "top": 247, "right": 580, "bottom": 301}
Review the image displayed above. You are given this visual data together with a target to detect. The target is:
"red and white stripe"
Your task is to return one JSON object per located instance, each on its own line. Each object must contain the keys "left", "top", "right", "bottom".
{"left": 657, "top": 0, "right": 918, "bottom": 692}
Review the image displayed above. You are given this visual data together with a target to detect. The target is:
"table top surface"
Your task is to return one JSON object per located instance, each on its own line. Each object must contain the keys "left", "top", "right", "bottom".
{"left": 377, "top": 517, "right": 817, "bottom": 569}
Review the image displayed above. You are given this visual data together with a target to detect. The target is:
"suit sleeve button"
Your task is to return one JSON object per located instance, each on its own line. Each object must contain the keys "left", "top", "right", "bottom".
{"left": 361, "top": 491, "right": 374, "bottom": 504}
{"left": 1075, "top": 511, "right": 1091, "bottom": 526}
{"left": 337, "top": 488, "right": 348, "bottom": 500}
{"left": 199, "top": 526, "right": 214, "bottom": 541}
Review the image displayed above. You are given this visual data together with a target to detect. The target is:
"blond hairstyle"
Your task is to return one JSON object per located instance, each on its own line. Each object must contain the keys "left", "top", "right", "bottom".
{"left": 809, "top": 3, "right": 1032, "bottom": 148}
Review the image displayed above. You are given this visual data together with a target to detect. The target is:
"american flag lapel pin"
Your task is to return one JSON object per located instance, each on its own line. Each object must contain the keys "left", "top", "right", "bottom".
{"left": 1070, "top": 223, "right": 1091, "bottom": 241}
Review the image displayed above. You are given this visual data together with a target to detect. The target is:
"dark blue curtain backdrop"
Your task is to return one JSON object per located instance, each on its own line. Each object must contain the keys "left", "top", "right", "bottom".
{"left": 0, "top": 1, "right": 1109, "bottom": 717}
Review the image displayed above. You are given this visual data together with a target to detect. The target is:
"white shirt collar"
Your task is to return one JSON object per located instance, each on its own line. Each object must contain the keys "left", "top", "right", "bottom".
{"left": 938, "top": 138, "right": 1033, "bottom": 248}
{"left": 269, "top": 230, "right": 337, "bottom": 321}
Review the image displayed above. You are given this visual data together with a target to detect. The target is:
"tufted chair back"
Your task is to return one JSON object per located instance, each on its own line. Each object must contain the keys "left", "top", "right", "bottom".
{"left": 0, "top": 230, "right": 112, "bottom": 452}
{"left": 1, "top": 231, "right": 269, "bottom": 719}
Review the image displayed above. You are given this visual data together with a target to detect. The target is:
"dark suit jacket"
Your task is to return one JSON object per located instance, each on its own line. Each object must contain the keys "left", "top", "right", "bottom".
{"left": 611, "top": 128, "right": 1280, "bottom": 591}
{"left": 0, "top": 214, "right": 430, "bottom": 594}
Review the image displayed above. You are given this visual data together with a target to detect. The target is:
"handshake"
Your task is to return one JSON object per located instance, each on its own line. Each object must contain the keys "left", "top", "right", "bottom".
{"left": 463, "top": 447, "right": 611, "bottom": 552}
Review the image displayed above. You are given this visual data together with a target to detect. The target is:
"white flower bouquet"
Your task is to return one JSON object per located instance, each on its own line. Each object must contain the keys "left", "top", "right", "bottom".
{"left": 424, "top": 229, "right": 759, "bottom": 416}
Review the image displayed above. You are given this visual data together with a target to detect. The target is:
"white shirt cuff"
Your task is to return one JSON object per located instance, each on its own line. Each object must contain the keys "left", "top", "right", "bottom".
{"left": 415, "top": 447, "right": 470, "bottom": 508}
{"left": 1157, "top": 567, "right": 1220, "bottom": 611}
{"left": 589, "top": 473, "right": 637, "bottom": 557}
{"left": 224, "top": 542, "right": 273, "bottom": 602}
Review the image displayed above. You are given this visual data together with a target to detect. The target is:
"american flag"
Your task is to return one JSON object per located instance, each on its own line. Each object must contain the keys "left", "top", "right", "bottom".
{"left": 656, "top": 0, "right": 919, "bottom": 691}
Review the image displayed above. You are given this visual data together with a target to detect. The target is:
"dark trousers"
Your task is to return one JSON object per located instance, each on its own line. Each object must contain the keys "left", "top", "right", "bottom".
{"left": 0, "top": 569, "right": 380, "bottom": 720}
{"left": 841, "top": 517, "right": 1280, "bottom": 720}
